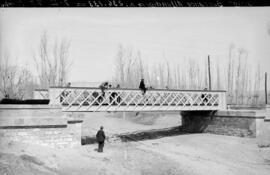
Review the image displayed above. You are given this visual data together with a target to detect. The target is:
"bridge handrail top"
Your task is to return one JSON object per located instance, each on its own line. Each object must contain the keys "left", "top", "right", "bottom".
{"left": 49, "top": 86, "right": 226, "bottom": 93}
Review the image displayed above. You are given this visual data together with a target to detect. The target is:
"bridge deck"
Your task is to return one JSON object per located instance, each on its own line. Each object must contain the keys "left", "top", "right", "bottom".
{"left": 49, "top": 87, "right": 227, "bottom": 112}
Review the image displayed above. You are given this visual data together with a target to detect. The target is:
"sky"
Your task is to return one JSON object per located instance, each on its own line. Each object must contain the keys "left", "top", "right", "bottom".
{"left": 1, "top": 8, "right": 270, "bottom": 84}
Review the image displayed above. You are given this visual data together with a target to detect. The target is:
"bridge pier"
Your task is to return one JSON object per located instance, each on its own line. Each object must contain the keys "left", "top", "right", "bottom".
{"left": 180, "top": 109, "right": 269, "bottom": 140}
{"left": 0, "top": 105, "right": 82, "bottom": 148}
{"left": 257, "top": 105, "right": 270, "bottom": 147}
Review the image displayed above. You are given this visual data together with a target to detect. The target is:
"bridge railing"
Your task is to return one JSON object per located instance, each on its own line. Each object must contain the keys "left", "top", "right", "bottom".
{"left": 49, "top": 87, "right": 227, "bottom": 112}
{"left": 33, "top": 89, "right": 49, "bottom": 99}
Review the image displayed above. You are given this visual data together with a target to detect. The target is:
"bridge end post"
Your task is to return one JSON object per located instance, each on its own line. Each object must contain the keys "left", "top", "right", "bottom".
{"left": 220, "top": 92, "right": 227, "bottom": 110}
{"left": 49, "top": 87, "right": 62, "bottom": 106}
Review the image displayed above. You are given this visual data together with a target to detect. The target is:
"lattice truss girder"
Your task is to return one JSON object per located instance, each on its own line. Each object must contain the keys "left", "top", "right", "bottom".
{"left": 50, "top": 88, "right": 225, "bottom": 112}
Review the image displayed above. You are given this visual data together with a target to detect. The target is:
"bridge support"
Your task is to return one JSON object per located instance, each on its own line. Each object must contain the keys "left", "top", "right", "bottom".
{"left": 257, "top": 104, "right": 270, "bottom": 147}
{"left": 1, "top": 104, "right": 270, "bottom": 148}
{"left": 0, "top": 105, "right": 82, "bottom": 148}
{"left": 181, "top": 110, "right": 267, "bottom": 138}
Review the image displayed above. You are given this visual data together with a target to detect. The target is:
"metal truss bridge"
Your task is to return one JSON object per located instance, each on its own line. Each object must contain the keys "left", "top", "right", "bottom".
{"left": 49, "top": 87, "right": 227, "bottom": 112}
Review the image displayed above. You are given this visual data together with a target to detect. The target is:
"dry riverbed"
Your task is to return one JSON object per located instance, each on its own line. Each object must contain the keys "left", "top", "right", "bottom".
{"left": 1, "top": 133, "right": 270, "bottom": 175}
{"left": 1, "top": 112, "right": 270, "bottom": 175}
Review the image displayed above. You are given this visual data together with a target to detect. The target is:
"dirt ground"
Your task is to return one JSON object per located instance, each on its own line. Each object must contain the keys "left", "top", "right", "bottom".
{"left": 1, "top": 112, "right": 270, "bottom": 175}
{"left": 1, "top": 134, "right": 270, "bottom": 175}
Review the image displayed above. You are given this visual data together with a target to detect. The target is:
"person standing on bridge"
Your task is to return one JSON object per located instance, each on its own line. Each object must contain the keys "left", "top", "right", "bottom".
{"left": 99, "top": 82, "right": 109, "bottom": 103}
{"left": 139, "top": 78, "right": 147, "bottom": 95}
{"left": 96, "top": 126, "right": 106, "bottom": 152}
{"left": 201, "top": 88, "right": 209, "bottom": 105}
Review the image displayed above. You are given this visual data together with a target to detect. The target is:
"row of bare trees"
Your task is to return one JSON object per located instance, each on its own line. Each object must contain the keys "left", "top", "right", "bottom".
{"left": 34, "top": 32, "right": 72, "bottom": 89}
{"left": 1, "top": 33, "right": 267, "bottom": 105}
{"left": 113, "top": 44, "right": 268, "bottom": 105}
{"left": 0, "top": 32, "right": 71, "bottom": 99}
{"left": 226, "top": 45, "right": 268, "bottom": 105}
{"left": 113, "top": 45, "right": 210, "bottom": 90}
{"left": 0, "top": 52, "right": 35, "bottom": 99}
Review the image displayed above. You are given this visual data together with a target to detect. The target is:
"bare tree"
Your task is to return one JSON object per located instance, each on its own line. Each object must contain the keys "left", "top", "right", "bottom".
{"left": 0, "top": 52, "right": 35, "bottom": 99}
{"left": 34, "top": 32, "right": 71, "bottom": 89}
{"left": 225, "top": 44, "right": 267, "bottom": 105}
{"left": 187, "top": 59, "right": 197, "bottom": 89}
{"left": 114, "top": 44, "right": 126, "bottom": 87}
{"left": 215, "top": 59, "right": 221, "bottom": 90}
{"left": 113, "top": 43, "right": 265, "bottom": 105}
{"left": 227, "top": 44, "right": 234, "bottom": 103}
{"left": 15, "top": 68, "right": 35, "bottom": 99}
{"left": 173, "top": 64, "right": 179, "bottom": 89}
{"left": 254, "top": 63, "right": 262, "bottom": 104}
{"left": 158, "top": 62, "right": 166, "bottom": 88}
{"left": 165, "top": 60, "right": 172, "bottom": 88}
{"left": 114, "top": 45, "right": 152, "bottom": 88}
{"left": 0, "top": 53, "right": 12, "bottom": 98}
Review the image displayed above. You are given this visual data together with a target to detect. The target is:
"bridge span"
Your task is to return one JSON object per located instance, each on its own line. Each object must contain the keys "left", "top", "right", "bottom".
{"left": 49, "top": 87, "right": 227, "bottom": 112}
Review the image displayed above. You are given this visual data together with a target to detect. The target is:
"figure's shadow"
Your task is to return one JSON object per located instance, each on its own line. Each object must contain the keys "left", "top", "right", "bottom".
{"left": 81, "top": 126, "right": 192, "bottom": 146}
{"left": 117, "top": 126, "right": 190, "bottom": 142}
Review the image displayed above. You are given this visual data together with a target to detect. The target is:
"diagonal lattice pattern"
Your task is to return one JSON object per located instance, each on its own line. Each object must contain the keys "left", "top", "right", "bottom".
{"left": 49, "top": 87, "right": 226, "bottom": 112}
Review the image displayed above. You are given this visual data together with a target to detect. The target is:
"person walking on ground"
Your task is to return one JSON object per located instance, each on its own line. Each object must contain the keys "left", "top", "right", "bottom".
{"left": 139, "top": 78, "right": 147, "bottom": 95}
{"left": 96, "top": 126, "right": 106, "bottom": 152}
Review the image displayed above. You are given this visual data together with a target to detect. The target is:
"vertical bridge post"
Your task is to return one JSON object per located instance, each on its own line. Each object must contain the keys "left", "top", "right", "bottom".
{"left": 49, "top": 87, "right": 65, "bottom": 106}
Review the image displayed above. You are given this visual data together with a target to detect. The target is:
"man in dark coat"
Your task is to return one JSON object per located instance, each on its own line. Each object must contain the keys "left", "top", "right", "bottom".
{"left": 139, "top": 78, "right": 147, "bottom": 95}
{"left": 98, "top": 82, "right": 108, "bottom": 103}
{"left": 201, "top": 88, "right": 209, "bottom": 105}
{"left": 96, "top": 126, "right": 106, "bottom": 152}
